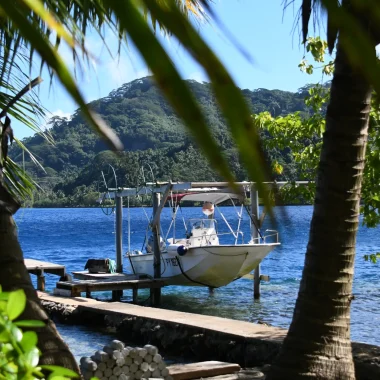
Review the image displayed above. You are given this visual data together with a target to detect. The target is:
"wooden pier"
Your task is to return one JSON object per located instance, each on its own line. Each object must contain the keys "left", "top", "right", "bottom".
{"left": 25, "top": 259, "right": 166, "bottom": 306}
{"left": 25, "top": 258, "right": 68, "bottom": 291}
{"left": 56, "top": 270, "right": 166, "bottom": 305}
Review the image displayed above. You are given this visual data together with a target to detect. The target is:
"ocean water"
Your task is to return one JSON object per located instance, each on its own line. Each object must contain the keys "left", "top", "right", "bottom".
{"left": 14, "top": 206, "right": 380, "bottom": 349}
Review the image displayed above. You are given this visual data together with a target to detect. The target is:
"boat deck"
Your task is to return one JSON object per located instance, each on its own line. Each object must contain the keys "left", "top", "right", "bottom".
{"left": 25, "top": 258, "right": 67, "bottom": 291}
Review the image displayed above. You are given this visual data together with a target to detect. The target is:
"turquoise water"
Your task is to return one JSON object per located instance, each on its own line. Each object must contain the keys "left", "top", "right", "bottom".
{"left": 15, "top": 206, "right": 380, "bottom": 348}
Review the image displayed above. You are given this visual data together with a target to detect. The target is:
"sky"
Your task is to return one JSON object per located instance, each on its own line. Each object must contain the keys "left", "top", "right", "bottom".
{"left": 15, "top": 0, "right": 328, "bottom": 139}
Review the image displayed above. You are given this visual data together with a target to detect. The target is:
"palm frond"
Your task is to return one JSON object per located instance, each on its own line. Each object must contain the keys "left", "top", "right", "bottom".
{"left": 0, "top": 0, "right": 273, "bottom": 204}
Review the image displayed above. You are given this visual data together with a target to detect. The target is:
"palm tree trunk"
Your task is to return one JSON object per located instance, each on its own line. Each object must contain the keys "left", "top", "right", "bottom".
{"left": 267, "top": 37, "right": 374, "bottom": 380}
{"left": 0, "top": 189, "right": 80, "bottom": 373}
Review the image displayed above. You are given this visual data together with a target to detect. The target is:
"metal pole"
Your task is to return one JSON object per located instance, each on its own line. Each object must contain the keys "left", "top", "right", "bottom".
{"left": 115, "top": 194, "right": 123, "bottom": 273}
{"left": 152, "top": 192, "right": 161, "bottom": 306}
{"left": 251, "top": 184, "right": 261, "bottom": 299}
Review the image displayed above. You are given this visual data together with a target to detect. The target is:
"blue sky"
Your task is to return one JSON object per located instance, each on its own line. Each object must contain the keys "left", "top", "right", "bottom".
{"left": 16, "top": 0, "right": 327, "bottom": 139}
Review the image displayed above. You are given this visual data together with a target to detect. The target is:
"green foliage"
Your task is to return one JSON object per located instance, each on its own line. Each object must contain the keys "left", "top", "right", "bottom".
{"left": 364, "top": 253, "right": 380, "bottom": 263}
{"left": 0, "top": 287, "right": 78, "bottom": 379}
{"left": 257, "top": 37, "right": 380, "bottom": 230}
{"left": 10, "top": 77, "right": 309, "bottom": 207}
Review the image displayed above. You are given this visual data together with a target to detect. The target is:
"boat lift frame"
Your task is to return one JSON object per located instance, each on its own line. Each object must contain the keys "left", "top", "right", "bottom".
{"left": 105, "top": 181, "right": 310, "bottom": 302}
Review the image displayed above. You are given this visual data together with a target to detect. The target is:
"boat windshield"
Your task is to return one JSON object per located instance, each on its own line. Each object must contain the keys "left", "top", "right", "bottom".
{"left": 188, "top": 219, "right": 217, "bottom": 230}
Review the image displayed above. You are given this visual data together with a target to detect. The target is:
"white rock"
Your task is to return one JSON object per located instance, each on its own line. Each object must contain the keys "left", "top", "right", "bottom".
{"left": 144, "top": 345, "right": 158, "bottom": 356}
{"left": 80, "top": 357, "right": 90, "bottom": 365}
{"left": 140, "top": 362, "right": 149, "bottom": 372}
{"left": 105, "top": 368, "right": 113, "bottom": 377}
{"left": 80, "top": 357, "right": 97, "bottom": 371}
{"left": 161, "top": 368, "right": 169, "bottom": 377}
{"left": 135, "top": 370, "right": 143, "bottom": 379}
{"left": 124, "top": 357, "right": 133, "bottom": 366}
{"left": 107, "top": 358, "right": 117, "bottom": 368}
{"left": 152, "top": 368, "right": 161, "bottom": 378}
{"left": 95, "top": 350, "right": 109, "bottom": 363}
{"left": 110, "top": 340, "right": 125, "bottom": 350}
{"left": 122, "top": 348, "right": 131, "bottom": 357}
{"left": 142, "top": 370, "right": 151, "bottom": 379}
{"left": 113, "top": 366, "right": 122, "bottom": 376}
{"left": 104, "top": 345, "right": 115, "bottom": 356}
{"left": 119, "top": 374, "right": 128, "bottom": 380}
{"left": 94, "top": 370, "right": 104, "bottom": 378}
{"left": 98, "top": 362, "right": 107, "bottom": 372}
{"left": 82, "top": 371, "right": 94, "bottom": 380}
{"left": 153, "top": 354, "right": 162, "bottom": 364}
{"left": 148, "top": 363, "right": 157, "bottom": 372}
{"left": 134, "top": 356, "right": 143, "bottom": 365}
{"left": 130, "top": 363, "right": 139, "bottom": 373}
{"left": 138, "top": 348, "right": 147, "bottom": 358}
{"left": 129, "top": 348, "right": 138, "bottom": 358}
{"left": 109, "top": 375, "right": 118, "bottom": 380}
{"left": 158, "top": 362, "right": 166, "bottom": 370}
{"left": 116, "top": 358, "right": 126, "bottom": 367}
{"left": 121, "top": 365, "right": 130, "bottom": 374}
{"left": 113, "top": 350, "right": 123, "bottom": 360}
{"left": 144, "top": 355, "right": 152, "bottom": 364}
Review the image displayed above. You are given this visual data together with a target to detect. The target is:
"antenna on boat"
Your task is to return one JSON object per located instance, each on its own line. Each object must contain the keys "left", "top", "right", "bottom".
{"left": 98, "top": 164, "right": 118, "bottom": 215}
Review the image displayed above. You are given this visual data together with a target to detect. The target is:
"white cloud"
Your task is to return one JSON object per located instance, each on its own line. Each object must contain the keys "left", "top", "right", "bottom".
{"left": 49, "top": 109, "right": 72, "bottom": 119}
{"left": 105, "top": 56, "right": 150, "bottom": 87}
{"left": 187, "top": 71, "right": 209, "bottom": 83}
{"left": 43, "top": 109, "right": 72, "bottom": 130}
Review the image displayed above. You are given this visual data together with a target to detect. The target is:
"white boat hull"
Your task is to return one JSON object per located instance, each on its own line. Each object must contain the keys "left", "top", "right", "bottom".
{"left": 126, "top": 243, "right": 280, "bottom": 288}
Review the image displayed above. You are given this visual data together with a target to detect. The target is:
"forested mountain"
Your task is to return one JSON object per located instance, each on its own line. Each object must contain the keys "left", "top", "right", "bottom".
{"left": 10, "top": 77, "right": 312, "bottom": 207}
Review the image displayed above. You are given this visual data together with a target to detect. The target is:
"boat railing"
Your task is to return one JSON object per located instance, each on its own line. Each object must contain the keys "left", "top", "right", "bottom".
{"left": 250, "top": 229, "right": 279, "bottom": 244}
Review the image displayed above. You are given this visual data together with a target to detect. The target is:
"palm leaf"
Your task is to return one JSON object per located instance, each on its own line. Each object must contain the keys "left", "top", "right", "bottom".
{"left": 0, "top": 0, "right": 123, "bottom": 152}
{"left": 141, "top": 0, "right": 272, "bottom": 204}
{"left": 3, "top": 157, "right": 38, "bottom": 200}
{"left": 106, "top": 0, "right": 238, "bottom": 186}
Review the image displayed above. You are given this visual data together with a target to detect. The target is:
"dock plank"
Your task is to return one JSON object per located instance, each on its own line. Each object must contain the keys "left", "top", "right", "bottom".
{"left": 25, "top": 258, "right": 67, "bottom": 291}
{"left": 56, "top": 277, "right": 166, "bottom": 303}
{"left": 168, "top": 361, "right": 241, "bottom": 380}
{"left": 57, "top": 278, "right": 166, "bottom": 292}
{"left": 25, "top": 258, "right": 65, "bottom": 273}
{"left": 72, "top": 271, "right": 142, "bottom": 281}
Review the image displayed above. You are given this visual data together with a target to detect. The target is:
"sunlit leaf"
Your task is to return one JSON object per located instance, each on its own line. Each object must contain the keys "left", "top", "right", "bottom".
{"left": 40, "top": 365, "right": 79, "bottom": 378}
{"left": 6, "top": 289, "right": 26, "bottom": 321}
{"left": 20, "top": 331, "right": 38, "bottom": 352}
{"left": 14, "top": 320, "right": 45, "bottom": 328}
{"left": 25, "top": 347, "right": 40, "bottom": 367}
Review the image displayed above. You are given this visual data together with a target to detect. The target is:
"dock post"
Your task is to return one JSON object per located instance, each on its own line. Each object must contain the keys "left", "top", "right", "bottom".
{"left": 251, "top": 183, "right": 261, "bottom": 299}
{"left": 115, "top": 194, "right": 123, "bottom": 273}
{"left": 37, "top": 270, "right": 45, "bottom": 291}
{"left": 152, "top": 191, "right": 161, "bottom": 306}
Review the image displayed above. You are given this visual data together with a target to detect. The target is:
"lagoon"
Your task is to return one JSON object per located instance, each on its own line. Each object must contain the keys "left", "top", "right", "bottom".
{"left": 15, "top": 206, "right": 380, "bottom": 347}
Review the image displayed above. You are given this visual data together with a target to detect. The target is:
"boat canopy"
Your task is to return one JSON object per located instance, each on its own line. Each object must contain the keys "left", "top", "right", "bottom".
{"left": 168, "top": 191, "right": 244, "bottom": 205}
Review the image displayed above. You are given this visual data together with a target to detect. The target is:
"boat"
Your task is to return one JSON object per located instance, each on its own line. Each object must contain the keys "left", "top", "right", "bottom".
{"left": 124, "top": 189, "right": 280, "bottom": 288}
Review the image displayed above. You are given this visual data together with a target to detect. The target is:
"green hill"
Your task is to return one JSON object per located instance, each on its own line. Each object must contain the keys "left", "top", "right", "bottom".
{"left": 10, "top": 77, "right": 311, "bottom": 207}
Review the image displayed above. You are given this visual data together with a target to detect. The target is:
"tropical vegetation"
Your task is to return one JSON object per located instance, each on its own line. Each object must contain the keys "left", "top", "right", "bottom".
{"left": 1, "top": 0, "right": 380, "bottom": 379}
{"left": 10, "top": 78, "right": 313, "bottom": 207}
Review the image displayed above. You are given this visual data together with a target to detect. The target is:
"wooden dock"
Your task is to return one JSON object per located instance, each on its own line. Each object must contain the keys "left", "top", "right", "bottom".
{"left": 56, "top": 270, "right": 166, "bottom": 304}
{"left": 25, "top": 260, "right": 166, "bottom": 306}
{"left": 25, "top": 258, "right": 68, "bottom": 291}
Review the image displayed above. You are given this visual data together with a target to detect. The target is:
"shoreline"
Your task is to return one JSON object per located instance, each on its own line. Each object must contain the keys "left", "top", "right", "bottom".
{"left": 20, "top": 204, "right": 314, "bottom": 209}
